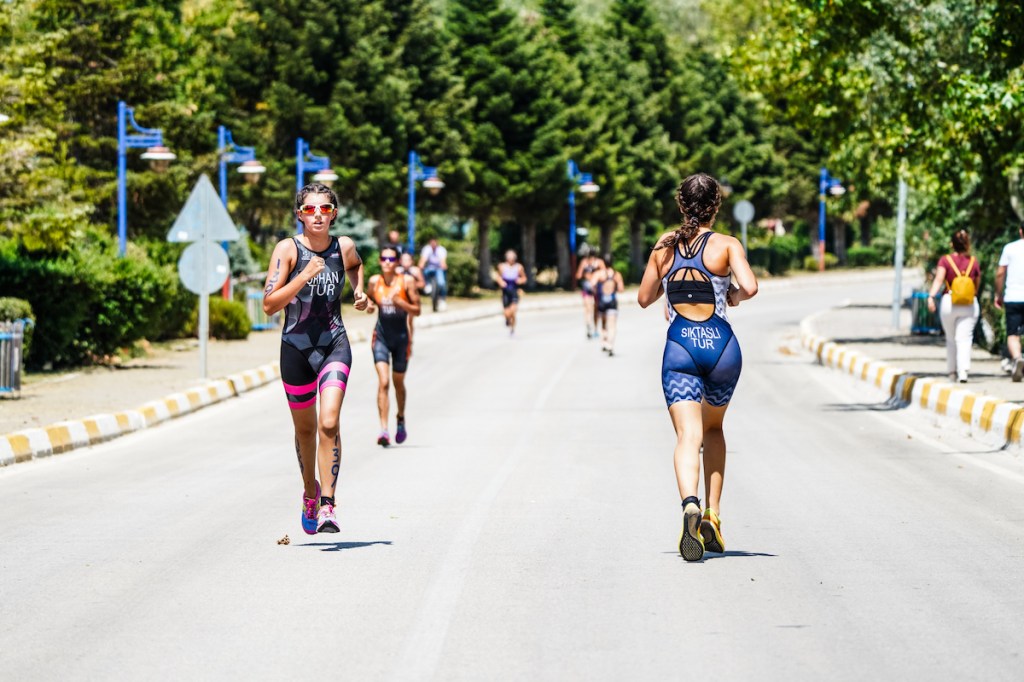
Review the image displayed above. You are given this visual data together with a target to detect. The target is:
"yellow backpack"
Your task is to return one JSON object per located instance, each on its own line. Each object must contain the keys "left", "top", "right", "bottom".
{"left": 946, "top": 256, "right": 976, "bottom": 305}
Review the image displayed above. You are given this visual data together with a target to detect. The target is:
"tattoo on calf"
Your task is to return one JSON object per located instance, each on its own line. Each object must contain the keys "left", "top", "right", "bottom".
{"left": 330, "top": 436, "right": 340, "bottom": 489}
{"left": 294, "top": 437, "right": 303, "bottom": 473}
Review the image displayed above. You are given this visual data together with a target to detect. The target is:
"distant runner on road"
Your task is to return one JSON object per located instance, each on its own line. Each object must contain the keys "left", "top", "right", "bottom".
{"left": 397, "top": 251, "right": 426, "bottom": 346}
{"left": 262, "top": 183, "right": 368, "bottom": 535}
{"left": 638, "top": 173, "right": 758, "bottom": 561}
{"left": 575, "top": 248, "right": 605, "bottom": 339}
{"left": 366, "top": 245, "right": 421, "bottom": 447}
{"left": 592, "top": 256, "right": 624, "bottom": 356}
{"left": 493, "top": 249, "right": 527, "bottom": 336}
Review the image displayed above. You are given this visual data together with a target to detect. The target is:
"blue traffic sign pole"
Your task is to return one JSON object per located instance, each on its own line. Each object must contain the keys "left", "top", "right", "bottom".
{"left": 818, "top": 167, "right": 844, "bottom": 271}
{"left": 217, "top": 125, "right": 263, "bottom": 299}
{"left": 406, "top": 150, "right": 441, "bottom": 253}
{"left": 566, "top": 159, "right": 598, "bottom": 287}
{"left": 117, "top": 101, "right": 170, "bottom": 257}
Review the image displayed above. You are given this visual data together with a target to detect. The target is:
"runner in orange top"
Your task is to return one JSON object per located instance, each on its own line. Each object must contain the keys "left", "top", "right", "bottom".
{"left": 365, "top": 246, "right": 421, "bottom": 446}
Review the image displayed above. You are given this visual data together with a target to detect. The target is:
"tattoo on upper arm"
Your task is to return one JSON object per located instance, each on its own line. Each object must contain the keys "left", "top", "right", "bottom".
{"left": 264, "top": 259, "right": 282, "bottom": 296}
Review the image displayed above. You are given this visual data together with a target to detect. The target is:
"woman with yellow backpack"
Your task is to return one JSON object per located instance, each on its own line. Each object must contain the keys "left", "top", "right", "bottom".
{"left": 927, "top": 229, "right": 981, "bottom": 383}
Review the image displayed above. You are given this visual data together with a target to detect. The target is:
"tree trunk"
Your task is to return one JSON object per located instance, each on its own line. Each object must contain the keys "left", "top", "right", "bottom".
{"left": 834, "top": 221, "right": 847, "bottom": 264}
{"left": 556, "top": 224, "right": 570, "bottom": 289}
{"left": 373, "top": 209, "right": 388, "bottom": 248}
{"left": 522, "top": 221, "right": 537, "bottom": 290}
{"left": 629, "top": 223, "right": 644, "bottom": 283}
{"left": 477, "top": 217, "right": 493, "bottom": 289}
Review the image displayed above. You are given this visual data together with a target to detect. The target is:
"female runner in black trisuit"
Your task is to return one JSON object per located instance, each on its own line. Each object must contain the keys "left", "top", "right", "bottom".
{"left": 263, "top": 183, "right": 368, "bottom": 535}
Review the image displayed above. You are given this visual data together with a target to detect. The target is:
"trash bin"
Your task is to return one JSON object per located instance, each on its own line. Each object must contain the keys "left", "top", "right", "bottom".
{"left": 0, "top": 319, "right": 26, "bottom": 397}
{"left": 246, "top": 289, "right": 280, "bottom": 331}
{"left": 910, "top": 289, "right": 942, "bottom": 334}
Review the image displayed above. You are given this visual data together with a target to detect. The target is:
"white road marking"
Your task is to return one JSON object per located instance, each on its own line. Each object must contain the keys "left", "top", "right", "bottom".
{"left": 390, "top": 343, "right": 580, "bottom": 682}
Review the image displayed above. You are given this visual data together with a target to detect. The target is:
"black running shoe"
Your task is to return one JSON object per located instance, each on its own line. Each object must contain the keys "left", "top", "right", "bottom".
{"left": 679, "top": 501, "right": 705, "bottom": 561}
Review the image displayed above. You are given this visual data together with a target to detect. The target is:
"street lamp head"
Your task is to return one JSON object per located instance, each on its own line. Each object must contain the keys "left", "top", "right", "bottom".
{"left": 578, "top": 180, "right": 600, "bottom": 196}
{"left": 312, "top": 167, "right": 339, "bottom": 186}
{"left": 828, "top": 184, "right": 847, "bottom": 197}
{"left": 423, "top": 175, "right": 445, "bottom": 196}
{"left": 237, "top": 159, "right": 266, "bottom": 184}
{"left": 140, "top": 145, "right": 176, "bottom": 172}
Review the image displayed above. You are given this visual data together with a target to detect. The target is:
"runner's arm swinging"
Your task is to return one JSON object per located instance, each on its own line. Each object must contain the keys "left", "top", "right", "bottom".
{"left": 339, "top": 237, "right": 368, "bottom": 311}
{"left": 638, "top": 233, "right": 675, "bottom": 308}
{"left": 397, "top": 275, "right": 421, "bottom": 317}
{"left": 263, "top": 240, "right": 314, "bottom": 316}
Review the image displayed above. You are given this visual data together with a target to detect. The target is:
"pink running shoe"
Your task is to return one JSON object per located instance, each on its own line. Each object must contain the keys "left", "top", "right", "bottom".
{"left": 301, "top": 481, "right": 320, "bottom": 535}
{"left": 317, "top": 502, "right": 339, "bottom": 533}
{"left": 377, "top": 430, "right": 390, "bottom": 447}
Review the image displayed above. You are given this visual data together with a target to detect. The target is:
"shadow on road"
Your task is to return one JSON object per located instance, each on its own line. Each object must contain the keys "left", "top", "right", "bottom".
{"left": 297, "top": 540, "right": 393, "bottom": 552}
{"left": 662, "top": 550, "right": 777, "bottom": 560}
{"left": 703, "top": 550, "right": 777, "bottom": 560}
{"left": 820, "top": 401, "right": 901, "bottom": 412}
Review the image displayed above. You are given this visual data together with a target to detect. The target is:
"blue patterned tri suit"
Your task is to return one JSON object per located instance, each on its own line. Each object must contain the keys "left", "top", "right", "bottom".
{"left": 661, "top": 231, "right": 742, "bottom": 407}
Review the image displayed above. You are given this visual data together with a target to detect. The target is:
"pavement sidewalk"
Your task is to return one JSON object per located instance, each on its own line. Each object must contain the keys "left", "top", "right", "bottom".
{"left": 0, "top": 291, "right": 579, "bottom": 466}
{"left": 801, "top": 278, "right": 1024, "bottom": 449}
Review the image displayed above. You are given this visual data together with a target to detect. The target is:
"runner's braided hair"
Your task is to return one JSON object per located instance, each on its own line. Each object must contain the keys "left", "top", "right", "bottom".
{"left": 657, "top": 173, "right": 722, "bottom": 250}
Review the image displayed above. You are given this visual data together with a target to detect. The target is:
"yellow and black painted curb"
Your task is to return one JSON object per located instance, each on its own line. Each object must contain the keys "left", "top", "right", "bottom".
{"left": 800, "top": 316, "right": 1024, "bottom": 448}
{"left": 0, "top": 370, "right": 273, "bottom": 467}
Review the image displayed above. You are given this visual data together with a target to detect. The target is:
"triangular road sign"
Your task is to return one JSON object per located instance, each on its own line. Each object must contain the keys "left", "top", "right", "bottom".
{"left": 167, "top": 174, "right": 240, "bottom": 243}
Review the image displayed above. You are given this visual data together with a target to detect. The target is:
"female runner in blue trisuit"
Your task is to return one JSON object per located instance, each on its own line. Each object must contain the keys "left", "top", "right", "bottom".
{"left": 638, "top": 173, "right": 758, "bottom": 561}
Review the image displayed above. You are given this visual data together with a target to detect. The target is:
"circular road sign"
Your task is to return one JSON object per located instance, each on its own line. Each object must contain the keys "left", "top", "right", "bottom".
{"left": 178, "top": 241, "right": 230, "bottom": 295}
{"left": 733, "top": 199, "right": 755, "bottom": 224}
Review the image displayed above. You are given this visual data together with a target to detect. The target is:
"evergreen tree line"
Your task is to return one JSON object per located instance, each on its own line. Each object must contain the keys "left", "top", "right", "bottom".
{"left": 1, "top": 0, "right": 821, "bottom": 295}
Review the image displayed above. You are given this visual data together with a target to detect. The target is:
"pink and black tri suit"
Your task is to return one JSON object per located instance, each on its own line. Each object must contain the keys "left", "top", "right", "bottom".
{"left": 280, "top": 237, "right": 352, "bottom": 410}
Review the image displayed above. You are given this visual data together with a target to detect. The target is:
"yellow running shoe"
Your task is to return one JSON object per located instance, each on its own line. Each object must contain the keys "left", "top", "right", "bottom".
{"left": 700, "top": 508, "right": 725, "bottom": 554}
{"left": 678, "top": 501, "right": 705, "bottom": 561}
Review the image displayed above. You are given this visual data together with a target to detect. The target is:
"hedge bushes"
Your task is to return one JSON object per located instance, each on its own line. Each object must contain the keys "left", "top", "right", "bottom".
{"left": 803, "top": 253, "right": 840, "bottom": 270}
{"left": 183, "top": 298, "right": 251, "bottom": 340}
{"left": 0, "top": 240, "right": 194, "bottom": 368}
{"left": 746, "top": 234, "right": 806, "bottom": 275}
{"left": 846, "top": 245, "right": 889, "bottom": 266}
{"left": 445, "top": 249, "right": 479, "bottom": 297}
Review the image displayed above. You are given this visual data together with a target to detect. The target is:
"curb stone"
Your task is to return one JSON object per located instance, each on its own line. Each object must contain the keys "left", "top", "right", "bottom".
{"left": 0, "top": 295, "right": 579, "bottom": 467}
{"left": 800, "top": 312, "right": 1024, "bottom": 449}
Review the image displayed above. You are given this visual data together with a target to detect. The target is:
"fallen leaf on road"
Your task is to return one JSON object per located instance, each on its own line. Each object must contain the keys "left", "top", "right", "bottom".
{"left": 277, "top": 535, "right": 290, "bottom": 545}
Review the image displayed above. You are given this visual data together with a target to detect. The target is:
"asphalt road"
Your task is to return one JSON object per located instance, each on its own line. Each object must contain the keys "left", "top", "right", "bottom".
{"left": 2, "top": 276, "right": 1023, "bottom": 681}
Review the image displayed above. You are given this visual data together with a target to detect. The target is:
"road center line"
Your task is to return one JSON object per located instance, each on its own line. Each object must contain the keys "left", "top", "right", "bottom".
{"left": 390, "top": 342, "right": 580, "bottom": 681}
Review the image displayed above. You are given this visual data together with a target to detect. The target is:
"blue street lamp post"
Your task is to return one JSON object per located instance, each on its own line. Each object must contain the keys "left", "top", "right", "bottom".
{"left": 406, "top": 150, "right": 444, "bottom": 254}
{"left": 566, "top": 159, "right": 600, "bottom": 285}
{"left": 818, "top": 167, "right": 846, "bottom": 272}
{"left": 117, "top": 100, "right": 175, "bottom": 257}
{"left": 295, "top": 138, "right": 338, "bottom": 232}
{"left": 217, "top": 125, "right": 265, "bottom": 298}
